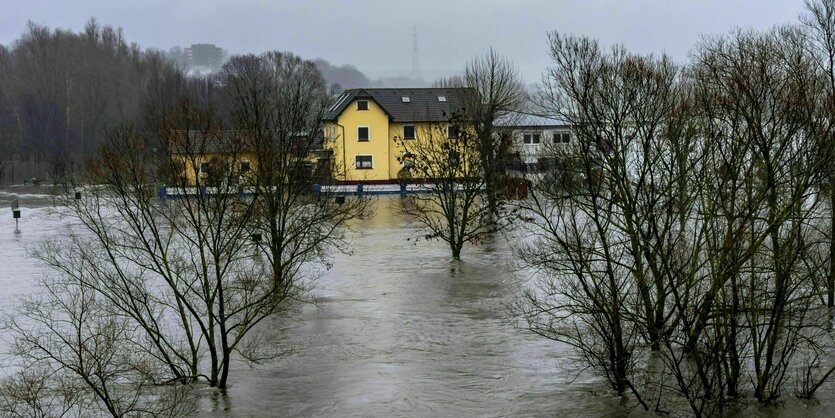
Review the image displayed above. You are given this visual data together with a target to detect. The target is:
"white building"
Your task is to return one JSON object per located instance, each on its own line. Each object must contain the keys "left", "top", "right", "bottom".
{"left": 498, "top": 112, "right": 572, "bottom": 172}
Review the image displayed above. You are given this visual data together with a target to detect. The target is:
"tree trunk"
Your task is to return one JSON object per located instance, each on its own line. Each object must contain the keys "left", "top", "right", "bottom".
{"left": 270, "top": 213, "right": 283, "bottom": 290}
{"left": 218, "top": 348, "right": 231, "bottom": 389}
{"left": 208, "top": 345, "right": 219, "bottom": 387}
{"left": 451, "top": 240, "right": 462, "bottom": 260}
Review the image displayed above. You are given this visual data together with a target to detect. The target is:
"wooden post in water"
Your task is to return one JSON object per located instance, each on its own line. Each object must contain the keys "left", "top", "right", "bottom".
{"left": 11, "top": 198, "right": 20, "bottom": 232}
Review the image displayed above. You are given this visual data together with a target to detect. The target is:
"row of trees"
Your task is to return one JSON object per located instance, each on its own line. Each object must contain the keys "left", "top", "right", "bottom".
{"left": 515, "top": 1, "right": 835, "bottom": 416}
{"left": 0, "top": 52, "right": 367, "bottom": 417}
{"left": 0, "top": 19, "right": 193, "bottom": 182}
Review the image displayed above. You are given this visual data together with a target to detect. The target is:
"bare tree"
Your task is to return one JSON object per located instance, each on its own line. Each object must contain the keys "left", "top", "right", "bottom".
{"left": 218, "top": 51, "right": 369, "bottom": 292}
{"left": 534, "top": 32, "right": 688, "bottom": 355}
{"left": 1, "top": 271, "right": 194, "bottom": 417}
{"left": 1, "top": 50, "right": 365, "bottom": 416}
{"left": 517, "top": 26, "right": 833, "bottom": 416}
{"left": 517, "top": 33, "right": 688, "bottom": 409}
{"left": 394, "top": 112, "right": 499, "bottom": 259}
{"left": 440, "top": 49, "right": 526, "bottom": 216}
{"left": 12, "top": 98, "right": 282, "bottom": 396}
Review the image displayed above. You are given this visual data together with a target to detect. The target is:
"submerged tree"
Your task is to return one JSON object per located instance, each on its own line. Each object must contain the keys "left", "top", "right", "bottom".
{"left": 1, "top": 273, "right": 194, "bottom": 417}
{"left": 516, "top": 33, "right": 684, "bottom": 408}
{"left": 0, "top": 95, "right": 337, "bottom": 418}
{"left": 437, "top": 50, "right": 526, "bottom": 216}
{"left": 218, "top": 51, "right": 368, "bottom": 292}
{"left": 516, "top": 26, "right": 832, "bottom": 417}
{"left": 461, "top": 50, "right": 526, "bottom": 215}
{"left": 395, "top": 112, "right": 499, "bottom": 259}
{"left": 26, "top": 102, "right": 273, "bottom": 393}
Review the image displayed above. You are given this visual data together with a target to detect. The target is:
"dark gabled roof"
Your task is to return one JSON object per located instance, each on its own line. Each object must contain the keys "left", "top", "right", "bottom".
{"left": 323, "top": 88, "right": 470, "bottom": 122}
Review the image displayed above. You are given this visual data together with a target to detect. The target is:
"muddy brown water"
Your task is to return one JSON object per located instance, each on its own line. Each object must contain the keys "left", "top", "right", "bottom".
{"left": 1, "top": 190, "right": 832, "bottom": 417}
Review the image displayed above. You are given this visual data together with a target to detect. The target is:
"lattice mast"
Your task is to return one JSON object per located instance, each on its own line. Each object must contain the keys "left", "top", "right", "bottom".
{"left": 412, "top": 26, "right": 420, "bottom": 80}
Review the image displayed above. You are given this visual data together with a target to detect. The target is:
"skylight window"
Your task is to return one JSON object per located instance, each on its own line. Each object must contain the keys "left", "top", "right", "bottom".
{"left": 438, "top": 96, "right": 446, "bottom": 102}
{"left": 401, "top": 96, "right": 411, "bottom": 103}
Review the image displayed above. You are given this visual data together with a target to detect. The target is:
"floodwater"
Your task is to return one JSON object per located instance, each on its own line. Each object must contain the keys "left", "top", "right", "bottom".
{"left": 196, "top": 197, "right": 624, "bottom": 417}
{"left": 0, "top": 188, "right": 832, "bottom": 417}
{"left": 0, "top": 189, "right": 67, "bottom": 312}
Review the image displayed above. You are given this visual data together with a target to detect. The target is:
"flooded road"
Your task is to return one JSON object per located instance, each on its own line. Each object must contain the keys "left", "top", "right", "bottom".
{"left": 2, "top": 190, "right": 831, "bottom": 417}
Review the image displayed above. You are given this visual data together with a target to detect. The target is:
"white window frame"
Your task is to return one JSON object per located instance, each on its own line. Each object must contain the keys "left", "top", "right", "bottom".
{"left": 357, "top": 126, "right": 370, "bottom": 142}
{"left": 355, "top": 154, "right": 373, "bottom": 169}
{"left": 403, "top": 124, "right": 416, "bottom": 140}
{"left": 356, "top": 100, "right": 369, "bottom": 110}
{"left": 523, "top": 133, "right": 541, "bottom": 145}
{"left": 554, "top": 131, "right": 570, "bottom": 144}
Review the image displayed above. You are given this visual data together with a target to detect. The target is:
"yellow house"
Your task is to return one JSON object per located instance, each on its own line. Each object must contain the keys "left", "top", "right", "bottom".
{"left": 322, "top": 88, "right": 468, "bottom": 183}
{"left": 169, "top": 130, "right": 328, "bottom": 186}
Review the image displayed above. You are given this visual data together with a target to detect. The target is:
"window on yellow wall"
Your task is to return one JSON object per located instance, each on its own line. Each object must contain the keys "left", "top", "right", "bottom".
{"left": 357, "top": 100, "right": 369, "bottom": 110}
{"left": 358, "top": 126, "right": 369, "bottom": 141}
{"left": 403, "top": 125, "right": 415, "bottom": 139}
{"left": 447, "top": 125, "right": 459, "bottom": 139}
{"left": 356, "top": 155, "right": 373, "bottom": 169}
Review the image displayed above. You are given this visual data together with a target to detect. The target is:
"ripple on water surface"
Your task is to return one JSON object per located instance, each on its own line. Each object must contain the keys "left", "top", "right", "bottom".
{"left": 5, "top": 194, "right": 831, "bottom": 417}
{"left": 195, "top": 198, "right": 619, "bottom": 417}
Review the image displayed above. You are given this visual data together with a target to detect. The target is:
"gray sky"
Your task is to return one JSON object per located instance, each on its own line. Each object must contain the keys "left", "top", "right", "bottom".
{"left": 0, "top": 0, "right": 807, "bottom": 82}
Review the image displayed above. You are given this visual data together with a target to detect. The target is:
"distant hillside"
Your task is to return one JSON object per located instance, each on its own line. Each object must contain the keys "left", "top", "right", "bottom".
{"left": 313, "top": 58, "right": 428, "bottom": 90}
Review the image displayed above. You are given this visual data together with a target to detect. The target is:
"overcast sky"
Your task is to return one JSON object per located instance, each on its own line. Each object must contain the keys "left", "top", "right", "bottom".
{"left": 0, "top": 0, "right": 807, "bottom": 82}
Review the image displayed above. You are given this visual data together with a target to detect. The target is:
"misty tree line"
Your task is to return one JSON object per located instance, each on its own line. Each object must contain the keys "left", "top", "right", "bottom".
{"left": 514, "top": 1, "right": 835, "bottom": 416}
{"left": 0, "top": 19, "right": 194, "bottom": 182}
